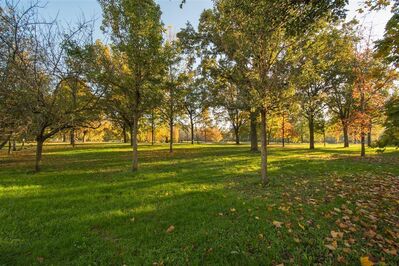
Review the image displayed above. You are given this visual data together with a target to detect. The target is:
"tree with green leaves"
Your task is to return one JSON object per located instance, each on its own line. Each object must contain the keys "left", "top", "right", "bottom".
{"left": 292, "top": 21, "right": 337, "bottom": 149}
{"left": 160, "top": 40, "right": 186, "bottom": 153}
{"left": 379, "top": 94, "right": 399, "bottom": 147}
{"left": 99, "top": 0, "right": 165, "bottom": 171}
{"left": 201, "top": 0, "right": 347, "bottom": 185}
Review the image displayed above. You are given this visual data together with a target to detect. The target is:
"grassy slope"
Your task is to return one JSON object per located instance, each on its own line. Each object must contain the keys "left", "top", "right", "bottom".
{"left": 0, "top": 143, "right": 398, "bottom": 265}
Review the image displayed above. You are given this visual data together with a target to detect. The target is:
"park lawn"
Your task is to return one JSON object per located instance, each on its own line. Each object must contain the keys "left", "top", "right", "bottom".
{"left": 0, "top": 143, "right": 398, "bottom": 265}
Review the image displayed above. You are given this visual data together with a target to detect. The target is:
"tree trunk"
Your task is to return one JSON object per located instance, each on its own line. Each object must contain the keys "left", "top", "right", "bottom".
{"left": 35, "top": 138, "right": 44, "bottom": 172}
{"left": 70, "top": 128, "right": 75, "bottom": 147}
{"left": 234, "top": 127, "right": 240, "bottom": 145}
{"left": 130, "top": 125, "right": 134, "bottom": 147}
{"left": 123, "top": 124, "right": 127, "bottom": 143}
{"left": 282, "top": 113, "right": 285, "bottom": 148}
{"left": 151, "top": 119, "right": 155, "bottom": 145}
{"left": 250, "top": 111, "right": 258, "bottom": 152}
{"left": 323, "top": 130, "right": 326, "bottom": 147}
{"left": 169, "top": 118, "right": 173, "bottom": 153}
{"left": 361, "top": 132, "right": 366, "bottom": 157}
{"left": 367, "top": 125, "right": 372, "bottom": 147}
{"left": 0, "top": 135, "right": 11, "bottom": 150}
{"left": 132, "top": 116, "right": 139, "bottom": 172}
{"left": 12, "top": 140, "right": 16, "bottom": 151}
{"left": 19, "top": 139, "right": 25, "bottom": 151}
{"left": 8, "top": 140, "right": 11, "bottom": 155}
{"left": 62, "top": 133, "right": 66, "bottom": 143}
{"left": 190, "top": 114, "right": 194, "bottom": 145}
{"left": 260, "top": 108, "right": 268, "bottom": 186}
{"left": 309, "top": 116, "right": 315, "bottom": 150}
{"left": 360, "top": 93, "right": 366, "bottom": 157}
{"left": 82, "top": 131, "right": 87, "bottom": 143}
{"left": 342, "top": 122, "right": 349, "bottom": 148}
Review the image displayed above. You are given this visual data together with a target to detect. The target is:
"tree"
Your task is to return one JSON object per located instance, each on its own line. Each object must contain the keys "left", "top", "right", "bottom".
{"left": 202, "top": 0, "right": 347, "bottom": 185}
{"left": 99, "top": 0, "right": 164, "bottom": 171}
{"left": 160, "top": 40, "right": 185, "bottom": 153}
{"left": 292, "top": 22, "right": 334, "bottom": 149}
{"left": 352, "top": 44, "right": 396, "bottom": 157}
{"left": 326, "top": 23, "right": 358, "bottom": 148}
{"left": 0, "top": 1, "right": 101, "bottom": 171}
{"left": 177, "top": 23, "right": 204, "bottom": 145}
{"left": 379, "top": 94, "right": 399, "bottom": 147}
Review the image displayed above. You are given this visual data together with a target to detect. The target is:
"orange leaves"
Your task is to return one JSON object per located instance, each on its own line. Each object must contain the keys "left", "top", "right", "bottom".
{"left": 360, "top": 256, "right": 374, "bottom": 266}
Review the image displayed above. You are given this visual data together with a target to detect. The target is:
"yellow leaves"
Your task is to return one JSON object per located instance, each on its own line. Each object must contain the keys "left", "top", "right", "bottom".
{"left": 330, "top": 230, "right": 344, "bottom": 239}
{"left": 272, "top": 221, "right": 283, "bottom": 228}
{"left": 325, "top": 240, "right": 337, "bottom": 251}
{"left": 278, "top": 206, "right": 290, "bottom": 212}
{"left": 166, "top": 225, "right": 175, "bottom": 233}
{"left": 360, "top": 256, "right": 374, "bottom": 266}
{"left": 298, "top": 223, "right": 305, "bottom": 230}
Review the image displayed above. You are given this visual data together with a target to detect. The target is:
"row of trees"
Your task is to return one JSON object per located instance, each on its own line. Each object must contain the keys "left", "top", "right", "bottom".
{"left": 1, "top": 0, "right": 398, "bottom": 185}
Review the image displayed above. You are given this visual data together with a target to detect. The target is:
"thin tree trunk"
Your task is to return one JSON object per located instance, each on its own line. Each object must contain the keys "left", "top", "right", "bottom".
{"left": 360, "top": 93, "right": 366, "bottom": 157}
{"left": 169, "top": 117, "right": 173, "bottom": 153}
{"left": 82, "top": 131, "right": 87, "bottom": 143}
{"left": 260, "top": 108, "right": 268, "bottom": 186}
{"left": 367, "top": 126, "right": 372, "bottom": 147}
{"left": 250, "top": 111, "right": 258, "bottom": 152}
{"left": 282, "top": 113, "right": 285, "bottom": 148}
{"left": 19, "top": 139, "right": 25, "bottom": 151}
{"left": 35, "top": 138, "right": 44, "bottom": 172}
{"left": 123, "top": 124, "right": 127, "bottom": 143}
{"left": 342, "top": 122, "right": 349, "bottom": 148}
{"left": 12, "top": 140, "right": 16, "bottom": 151}
{"left": 8, "top": 140, "right": 11, "bottom": 155}
{"left": 151, "top": 119, "right": 155, "bottom": 145}
{"left": 190, "top": 114, "right": 194, "bottom": 145}
{"left": 323, "top": 130, "right": 326, "bottom": 147}
{"left": 70, "top": 128, "right": 75, "bottom": 147}
{"left": 132, "top": 116, "right": 139, "bottom": 172}
{"left": 309, "top": 116, "right": 315, "bottom": 150}
{"left": 361, "top": 132, "right": 366, "bottom": 157}
{"left": 234, "top": 127, "right": 240, "bottom": 145}
{"left": 130, "top": 125, "right": 134, "bottom": 147}
{"left": 62, "top": 133, "right": 66, "bottom": 143}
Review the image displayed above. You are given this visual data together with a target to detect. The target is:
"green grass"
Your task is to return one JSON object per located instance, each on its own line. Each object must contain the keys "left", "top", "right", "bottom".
{"left": 0, "top": 143, "right": 398, "bottom": 265}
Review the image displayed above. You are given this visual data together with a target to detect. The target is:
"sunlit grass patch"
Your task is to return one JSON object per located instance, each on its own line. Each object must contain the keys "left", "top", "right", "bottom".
{"left": 0, "top": 143, "right": 398, "bottom": 265}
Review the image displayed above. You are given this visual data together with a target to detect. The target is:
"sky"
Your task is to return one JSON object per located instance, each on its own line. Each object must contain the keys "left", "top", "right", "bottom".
{"left": 35, "top": 0, "right": 393, "bottom": 41}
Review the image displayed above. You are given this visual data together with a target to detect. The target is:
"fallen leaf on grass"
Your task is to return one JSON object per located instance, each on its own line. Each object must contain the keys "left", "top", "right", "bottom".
{"left": 298, "top": 223, "right": 305, "bottom": 230}
{"left": 331, "top": 230, "right": 344, "bottom": 239}
{"left": 325, "top": 241, "right": 337, "bottom": 251}
{"left": 383, "top": 248, "right": 397, "bottom": 256}
{"left": 360, "top": 256, "right": 374, "bottom": 266}
{"left": 273, "top": 221, "right": 283, "bottom": 228}
{"left": 230, "top": 208, "right": 236, "bottom": 213}
{"left": 166, "top": 225, "right": 175, "bottom": 233}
